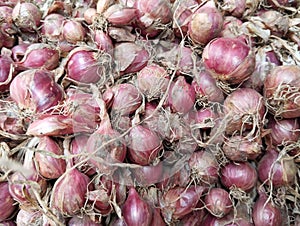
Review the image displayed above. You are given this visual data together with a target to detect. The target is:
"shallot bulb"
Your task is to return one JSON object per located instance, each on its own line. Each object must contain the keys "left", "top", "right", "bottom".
{"left": 134, "top": 0, "right": 172, "bottom": 37}
{"left": 204, "top": 188, "right": 233, "bottom": 218}
{"left": 242, "top": 46, "right": 281, "bottom": 92}
{"left": 264, "top": 65, "right": 300, "bottom": 118}
{"left": 87, "top": 124, "right": 127, "bottom": 174}
{"left": 189, "top": 1, "right": 224, "bottom": 45}
{"left": 11, "top": 43, "right": 30, "bottom": 62}
{"left": 220, "top": 16, "right": 243, "bottom": 38}
{"left": 66, "top": 47, "right": 109, "bottom": 84}
{"left": 128, "top": 124, "right": 162, "bottom": 165}
{"left": 0, "top": 182, "right": 17, "bottom": 222}
{"left": 104, "top": 4, "right": 137, "bottom": 26}
{"left": 65, "top": 89, "right": 101, "bottom": 133}
{"left": 0, "top": 54, "right": 14, "bottom": 92}
{"left": 131, "top": 162, "right": 163, "bottom": 185}
{"left": 188, "top": 150, "right": 219, "bottom": 184}
{"left": 108, "top": 26, "right": 136, "bottom": 43}
{"left": 10, "top": 69, "right": 64, "bottom": 113}
{"left": 96, "top": 0, "right": 114, "bottom": 13}
{"left": 9, "top": 170, "right": 47, "bottom": 207}
{"left": 16, "top": 209, "right": 42, "bottom": 225}
{"left": 160, "top": 185, "right": 207, "bottom": 222}
{"left": 88, "top": 186, "right": 112, "bottom": 215}
{"left": 267, "top": 117, "right": 300, "bottom": 146}
{"left": 26, "top": 114, "right": 77, "bottom": 136}
{"left": 220, "top": 162, "right": 257, "bottom": 192}
{"left": 136, "top": 64, "right": 170, "bottom": 100}
{"left": 222, "top": 0, "right": 246, "bottom": 18}
{"left": 122, "top": 187, "right": 153, "bottom": 226}
{"left": 114, "top": 42, "right": 149, "bottom": 75}
{"left": 189, "top": 107, "right": 218, "bottom": 130}
{"left": 141, "top": 102, "right": 161, "bottom": 133}
{"left": 222, "top": 134, "right": 262, "bottom": 161}
{"left": 35, "top": 136, "right": 66, "bottom": 179}
{"left": 172, "top": 0, "right": 198, "bottom": 37}
{"left": 94, "top": 30, "right": 114, "bottom": 54}
{"left": 0, "top": 6, "right": 16, "bottom": 48}
{"left": 41, "top": 13, "right": 64, "bottom": 41}
{"left": 84, "top": 7, "right": 97, "bottom": 24}
{"left": 192, "top": 70, "right": 224, "bottom": 103}
{"left": 70, "top": 134, "right": 96, "bottom": 175}
{"left": 223, "top": 88, "right": 265, "bottom": 134}
{"left": 110, "top": 83, "right": 142, "bottom": 116}
{"left": 62, "top": 19, "right": 86, "bottom": 44}
{"left": 167, "top": 76, "right": 196, "bottom": 114}
{"left": 8, "top": 147, "right": 47, "bottom": 207}
{"left": 258, "top": 10, "right": 289, "bottom": 37}
{"left": 0, "top": 98, "right": 25, "bottom": 135}
{"left": 157, "top": 45, "right": 197, "bottom": 75}
{"left": 89, "top": 174, "right": 126, "bottom": 214}
{"left": 159, "top": 163, "right": 191, "bottom": 189}
{"left": 50, "top": 168, "right": 91, "bottom": 215}
{"left": 87, "top": 97, "right": 127, "bottom": 174}
{"left": 257, "top": 149, "right": 297, "bottom": 187}
{"left": 12, "top": 2, "right": 41, "bottom": 32}
{"left": 252, "top": 191, "right": 283, "bottom": 226}
{"left": 203, "top": 37, "right": 255, "bottom": 85}
{"left": 15, "top": 43, "right": 60, "bottom": 70}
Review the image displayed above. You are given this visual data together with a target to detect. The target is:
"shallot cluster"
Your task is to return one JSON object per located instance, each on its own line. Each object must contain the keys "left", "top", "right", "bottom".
{"left": 0, "top": 0, "right": 299, "bottom": 225}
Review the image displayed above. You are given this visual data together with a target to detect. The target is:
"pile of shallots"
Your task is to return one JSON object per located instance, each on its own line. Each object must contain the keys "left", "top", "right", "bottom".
{"left": 0, "top": 0, "right": 299, "bottom": 225}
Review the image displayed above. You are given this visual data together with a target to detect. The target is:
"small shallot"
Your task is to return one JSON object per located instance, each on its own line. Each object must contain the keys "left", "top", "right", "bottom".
{"left": 204, "top": 188, "right": 233, "bottom": 218}
{"left": 223, "top": 88, "right": 265, "bottom": 134}
{"left": 104, "top": 4, "right": 136, "bottom": 26}
{"left": 122, "top": 187, "right": 153, "bottom": 226}
{"left": 0, "top": 54, "right": 14, "bottom": 92}
{"left": 35, "top": 136, "right": 66, "bottom": 179}
{"left": 267, "top": 117, "right": 300, "bottom": 146}
{"left": 10, "top": 69, "right": 64, "bottom": 113}
{"left": 41, "top": 13, "right": 64, "bottom": 41}
{"left": 114, "top": 42, "right": 149, "bottom": 75}
{"left": 86, "top": 96, "right": 127, "bottom": 174}
{"left": 12, "top": 2, "right": 41, "bottom": 32}
{"left": 0, "top": 182, "right": 17, "bottom": 221}
{"left": 167, "top": 76, "right": 196, "bottom": 114}
{"left": 257, "top": 149, "right": 297, "bottom": 187}
{"left": 127, "top": 123, "right": 162, "bottom": 166}
{"left": 15, "top": 43, "right": 60, "bottom": 70}
{"left": 66, "top": 47, "right": 108, "bottom": 84}
{"left": 110, "top": 83, "right": 142, "bottom": 116}
{"left": 160, "top": 186, "right": 206, "bottom": 222}
{"left": 50, "top": 167, "right": 91, "bottom": 216}
{"left": 134, "top": 0, "right": 172, "bottom": 37}
{"left": 192, "top": 70, "right": 224, "bottom": 103}
{"left": 188, "top": 150, "right": 219, "bottom": 184}
{"left": 264, "top": 65, "right": 300, "bottom": 118}
{"left": 222, "top": 134, "right": 262, "bottom": 161}
{"left": 203, "top": 37, "right": 255, "bottom": 85}
{"left": 136, "top": 63, "right": 170, "bottom": 100}
{"left": 189, "top": 1, "right": 224, "bottom": 45}
{"left": 220, "top": 162, "right": 257, "bottom": 192}
{"left": 62, "top": 19, "right": 86, "bottom": 44}
{"left": 252, "top": 190, "right": 282, "bottom": 226}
